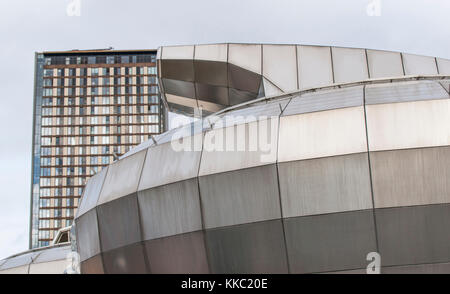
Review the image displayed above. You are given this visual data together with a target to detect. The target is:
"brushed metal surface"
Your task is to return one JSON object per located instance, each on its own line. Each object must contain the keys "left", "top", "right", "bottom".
{"left": 382, "top": 262, "right": 450, "bottom": 274}
{"left": 278, "top": 153, "right": 373, "bottom": 218}
{"left": 97, "top": 150, "right": 146, "bottom": 205}
{"left": 97, "top": 194, "right": 142, "bottom": 252}
{"left": 366, "top": 99, "right": 450, "bottom": 152}
{"left": 228, "top": 44, "right": 261, "bottom": 74}
{"left": 205, "top": 220, "right": 288, "bottom": 274}
{"left": 76, "top": 166, "right": 108, "bottom": 217}
{"left": 371, "top": 147, "right": 450, "bottom": 208}
{"left": 199, "top": 164, "right": 281, "bottom": 229}
{"left": 80, "top": 254, "right": 104, "bottom": 274}
{"left": 200, "top": 119, "right": 278, "bottom": 176}
{"left": 284, "top": 210, "right": 377, "bottom": 273}
{"left": 282, "top": 86, "right": 363, "bottom": 116}
{"left": 76, "top": 209, "right": 101, "bottom": 262}
{"left": 331, "top": 47, "right": 369, "bottom": 83}
{"left": 437, "top": 58, "right": 450, "bottom": 74}
{"left": 138, "top": 134, "right": 202, "bottom": 191}
{"left": 29, "top": 260, "right": 67, "bottom": 274}
{"left": 161, "top": 45, "right": 194, "bottom": 60}
{"left": 297, "top": 45, "right": 333, "bottom": 89}
{"left": 278, "top": 106, "right": 368, "bottom": 162}
{"left": 144, "top": 231, "right": 209, "bottom": 274}
{"left": 376, "top": 204, "right": 450, "bottom": 266}
{"left": 194, "top": 44, "right": 227, "bottom": 62}
{"left": 102, "top": 242, "right": 148, "bottom": 274}
{"left": 138, "top": 178, "right": 202, "bottom": 241}
{"left": 365, "top": 80, "right": 448, "bottom": 105}
{"left": 402, "top": 53, "right": 438, "bottom": 75}
{"left": 262, "top": 45, "right": 298, "bottom": 92}
{"left": 366, "top": 49, "right": 404, "bottom": 79}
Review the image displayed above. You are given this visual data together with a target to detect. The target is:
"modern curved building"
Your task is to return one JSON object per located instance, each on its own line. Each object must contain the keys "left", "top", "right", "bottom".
{"left": 0, "top": 244, "right": 72, "bottom": 274}
{"left": 74, "top": 43, "right": 450, "bottom": 274}
{"left": 0, "top": 227, "right": 74, "bottom": 274}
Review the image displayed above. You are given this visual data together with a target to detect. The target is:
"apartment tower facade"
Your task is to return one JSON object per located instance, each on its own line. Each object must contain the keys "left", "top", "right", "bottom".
{"left": 30, "top": 49, "right": 165, "bottom": 248}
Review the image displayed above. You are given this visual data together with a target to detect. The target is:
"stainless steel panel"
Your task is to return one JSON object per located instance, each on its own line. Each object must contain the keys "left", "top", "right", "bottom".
{"left": 195, "top": 83, "right": 228, "bottom": 105}
{"left": 365, "top": 80, "right": 448, "bottom": 105}
{"left": 262, "top": 45, "right": 298, "bottom": 92}
{"left": 76, "top": 166, "right": 108, "bottom": 218}
{"left": 102, "top": 242, "right": 148, "bottom": 274}
{"left": 161, "top": 45, "right": 194, "bottom": 60}
{"left": 97, "top": 194, "right": 142, "bottom": 252}
{"left": 200, "top": 119, "right": 278, "bottom": 176}
{"left": 228, "top": 44, "right": 262, "bottom": 74}
{"left": 138, "top": 134, "right": 202, "bottom": 190}
{"left": 402, "top": 53, "right": 438, "bottom": 75}
{"left": 279, "top": 153, "right": 373, "bottom": 218}
{"left": 144, "top": 231, "right": 209, "bottom": 274}
{"left": 205, "top": 220, "right": 288, "bottom": 274}
{"left": 98, "top": 150, "right": 146, "bottom": 205}
{"left": 366, "top": 49, "right": 404, "bottom": 79}
{"left": 0, "top": 251, "right": 37, "bottom": 270}
{"left": 278, "top": 106, "right": 368, "bottom": 162}
{"left": 33, "top": 245, "right": 71, "bottom": 264}
{"left": 194, "top": 44, "right": 227, "bottom": 62}
{"left": 376, "top": 204, "right": 450, "bottom": 266}
{"left": 228, "top": 88, "right": 259, "bottom": 105}
{"left": 80, "top": 254, "right": 104, "bottom": 274}
{"left": 160, "top": 60, "right": 195, "bottom": 82}
{"left": 0, "top": 265, "right": 29, "bottom": 274}
{"left": 371, "top": 147, "right": 450, "bottom": 208}
{"left": 199, "top": 164, "right": 281, "bottom": 229}
{"left": 439, "top": 80, "right": 450, "bottom": 93}
{"left": 331, "top": 47, "right": 369, "bottom": 83}
{"left": 138, "top": 178, "right": 202, "bottom": 241}
{"left": 282, "top": 86, "right": 363, "bottom": 116}
{"left": 162, "top": 78, "right": 196, "bottom": 98}
{"left": 297, "top": 45, "right": 333, "bottom": 89}
{"left": 366, "top": 99, "right": 450, "bottom": 152}
{"left": 284, "top": 210, "right": 377, "bottom": 273}
{"left": 227, "top": 63, "right": 262, "bottom": 94}
{"left": 382, "top": 262, "right": 450, "bottom": 274}
{"left": 194, "top": 60, "right": 228, "bottom": 87}
{"left": 436, "top": 58, "right": 450, "bottom": 74}
{"left": 29, "top": 260, "right": 67, "bottom": 274}
{"left": 76, "top": 209, "right": 101, "bottom": 262}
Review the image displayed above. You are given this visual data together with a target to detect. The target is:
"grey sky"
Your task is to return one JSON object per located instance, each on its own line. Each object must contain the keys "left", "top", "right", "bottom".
{"left": 0, "top": 0, "right": 449, "bottom": 260}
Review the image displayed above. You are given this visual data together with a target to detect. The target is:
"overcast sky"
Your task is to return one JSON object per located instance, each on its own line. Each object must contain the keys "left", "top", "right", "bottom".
{"left": 0, "top": 0, "right": 449, "bottom": 260}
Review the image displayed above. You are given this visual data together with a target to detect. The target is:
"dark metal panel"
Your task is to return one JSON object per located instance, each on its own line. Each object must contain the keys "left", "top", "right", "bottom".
{"left": 228, "top": 88, "right": 259, "bottom": 105}
{"left": 376, "top": 204, "right": 450, "bottom": 266}
{"left": 278, "top": 153, "right": 373, "bottom": 218}
{"left": 228, "top": 63, "right": 262, "bottom": 94}
{"left": 284, "top": 210, "right": 377, "bottom": 273}
{"left": 138, "top": 178, "right": 202, "bottom": 241}
{"left": 194, "top": 60, "right": 228, "bottom": 87}
{"left": 144, "top": 231, "right": 209, "bottom": 274}
{"left": 102, "top": 242, "right": 148, "bottom": 274}
{"left": 80, "top": 254, "right": 104, "bottom": 274}
{"left": 160, "top": 59, "right": 194, "bottom": 82}
{"left": 97, "top": 194, "right": 142, "bottom": 252}
{"left": 76, "top": 209, "right": 101, "bottom": 262}
{"left": 162, "top": 78, "right": 196, "bottom": 99}
{"left": 195, "top": 83, "right": 229, "bottom": 105}
{"left": 382, "top": 262, "right": 450, "bottom": 274}
{"left": 205, "top": 220, "right": 288, "bottom": 274}
{"left": 199, "top": 164, "right": 281, "bottom": 229}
